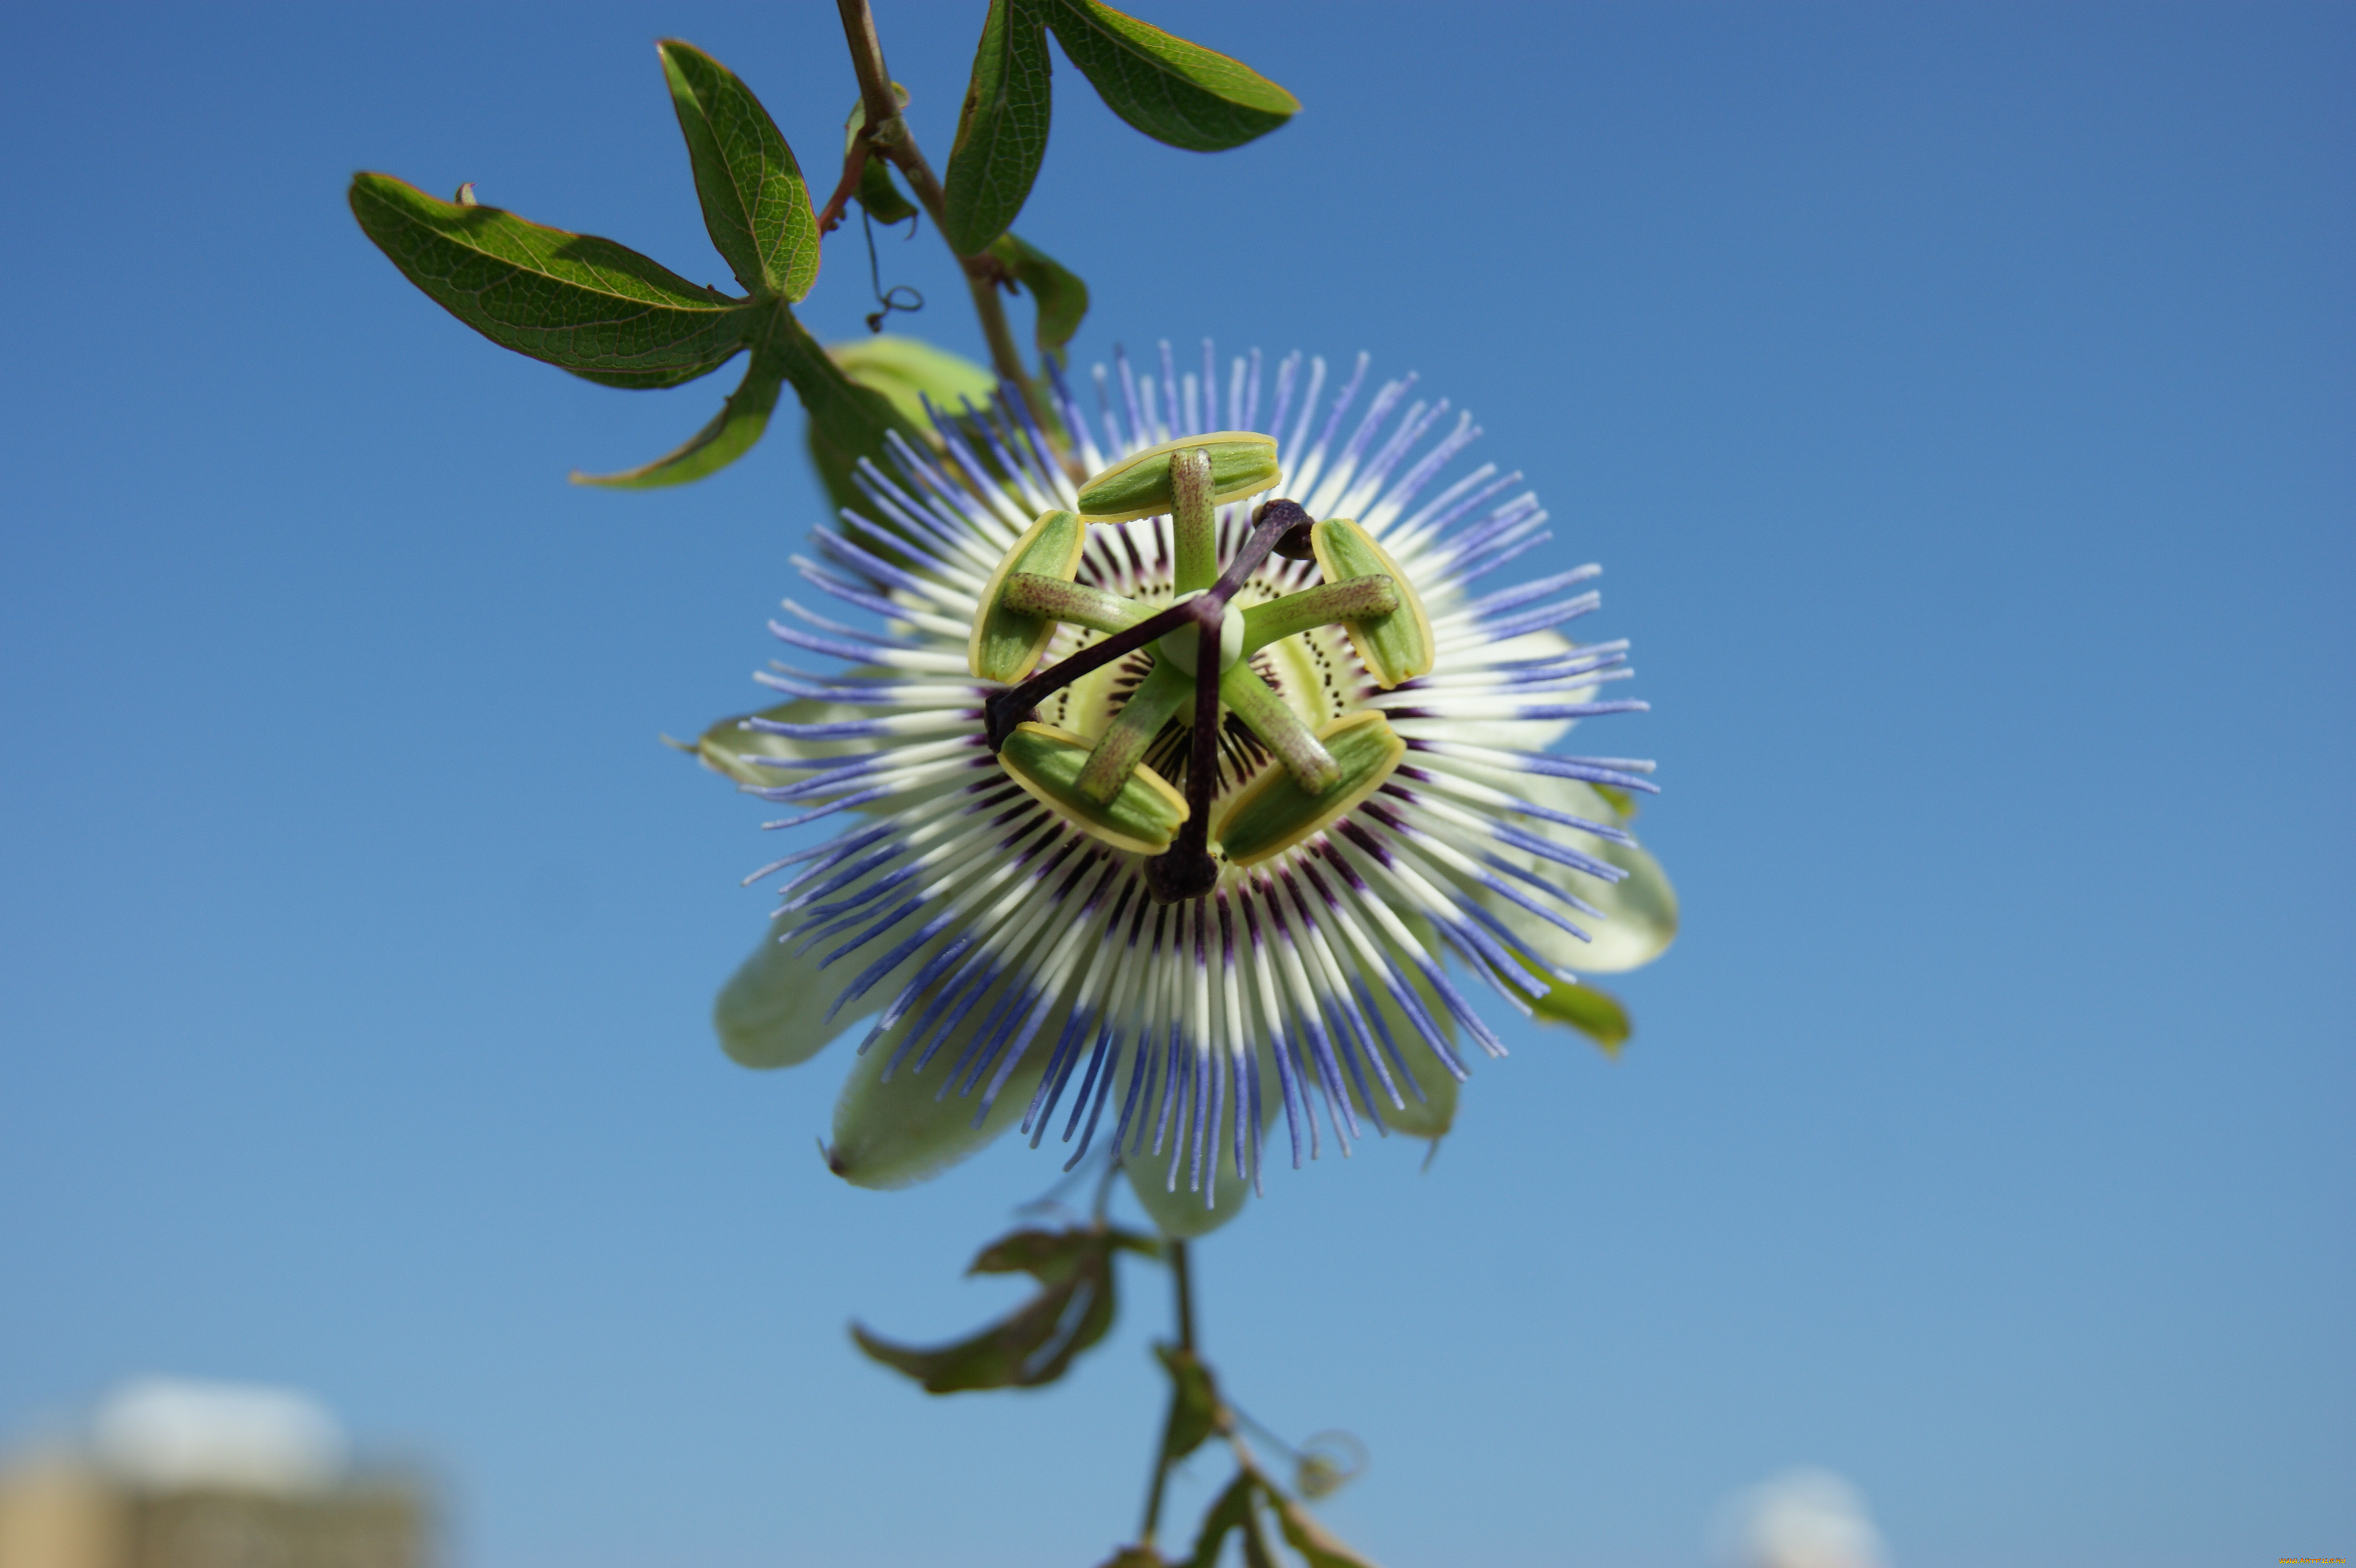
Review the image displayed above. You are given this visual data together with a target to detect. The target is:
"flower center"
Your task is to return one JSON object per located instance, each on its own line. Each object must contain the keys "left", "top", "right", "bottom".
{"left": 972, "top": 438, "right": 1434, "bottom": 902}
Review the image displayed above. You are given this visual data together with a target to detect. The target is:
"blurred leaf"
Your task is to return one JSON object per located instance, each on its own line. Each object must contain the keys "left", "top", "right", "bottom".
{"left": 777, "top": 313, "right": 925, "bottom": 503}
{"left": 824, "top": 335, "right": 998, "bottom": 429}
{"left": 806, "top": 335, "right": 995, "bottom": 516}
{"left": 1522, "top": 967, "right": 1631, "bottom": 1056}
{"left": 1043, "top": 0, "right": 1297, "bottom": 152}
{"left": 1269, "top": 1492, "right": 1382, "bottom": 1568}
{"left": 988, "top": 231, "right": 1090, "bottom": 363}
{"left": 828, "top": 996, "right": 1064, "bottom": 1188}
{"left": 943, "top": 0, "right": 1055, "bottom": 254}
{"left": 1094, "top": 1550, "right": 1169, "bottom": 1568}
{"left": 1184, "top": 1471, "right": 1263, "bottom": 1568}
{"left": 843, "top": 87, "right": 920, "bottom": 226}
{"left": 1154, "top": 1344, "right": 1220, "bottom": 1462}
{"left": 572, "top": 317, "right": 787, "bottom": 487}
{"left": 851, "top": 1226, "right": 1153, "bottom": 1393}
{"left": 1588, "top": 780, "right": 1638, "bottom": 819}
{"left": 657, "top": 41, "right": 819, "bottom": 300}
{"left": 349, "top": 172, "right": 757, "bottom": 387}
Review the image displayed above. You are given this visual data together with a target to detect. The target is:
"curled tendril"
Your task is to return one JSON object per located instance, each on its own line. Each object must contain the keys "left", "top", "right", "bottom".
{"left": 861, "top": 205, "right": 924, "bottom": 333}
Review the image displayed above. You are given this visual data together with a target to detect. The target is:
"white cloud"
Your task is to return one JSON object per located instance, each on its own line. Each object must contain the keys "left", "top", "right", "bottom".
{"left": 1713, "top": 1467, "right": 1888, "bottom": 1568}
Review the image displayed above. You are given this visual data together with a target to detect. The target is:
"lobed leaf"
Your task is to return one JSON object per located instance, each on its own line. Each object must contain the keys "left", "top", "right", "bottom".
{"left": 988, "top": 231, "right": 1091, "bottom": 363}
{"left": 1044, "top": 0, "right": 1298, "bottom": 152}
{"left": 349, "top": 172, "right": 759, "bottom": 387}
{"left": 943, "top": 0, "right": 1056, "bottom": 253}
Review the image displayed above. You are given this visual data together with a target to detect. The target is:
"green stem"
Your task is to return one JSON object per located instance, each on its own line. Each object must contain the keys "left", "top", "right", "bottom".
{"left": 1139, "top": 1238, "right": 1198, "bottom": 1546}
{"left": 1170, "top": 448, "right": 1219, "bottom": 594}
{"left": 832, "top": 0, "right": 1040, "bottom": 410}
{"left": 1239, "top": 575, "right": 1399, "bottom": 658}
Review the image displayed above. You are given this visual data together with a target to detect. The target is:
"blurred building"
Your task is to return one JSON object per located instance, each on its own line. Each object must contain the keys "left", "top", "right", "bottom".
{"left": 0, "top": 1380, "right": 430, "bottom": 1568}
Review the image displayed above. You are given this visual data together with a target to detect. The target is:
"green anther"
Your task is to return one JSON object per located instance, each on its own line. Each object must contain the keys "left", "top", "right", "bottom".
{"left": 968, "top": 511, "right": 1086, "bottom": 683}
{"left": 1000, "top": 721, "right": 1190, "bottom": 854}
{"left": 1214, "top": 711, "right": 1407, "bottom": 866}
{"left": 1219, "top": 664, "right": 1339, "bottom": 794}
{"left": 1238, "top": 575, "right": 1401, "bottom": 658}
{"left": 1169, "top": 446, "right": 1219, "bottom": 594}
{"left": 1000, "top": 574, "right": 1149, "bottom": 637}
{"left": 1075, "top": 659, "right": 1191, "bottom": 805}
{"left": 1309, "top": 519, "right": 1434, "bottom": 689}
{"left": 1074, "top": 432, "right": 1281, "bottom": 523}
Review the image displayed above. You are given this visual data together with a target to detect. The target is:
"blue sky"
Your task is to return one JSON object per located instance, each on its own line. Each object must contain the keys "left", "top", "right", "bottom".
{"left": 2, "top": 4, "right": 2349, "bottom": 1566}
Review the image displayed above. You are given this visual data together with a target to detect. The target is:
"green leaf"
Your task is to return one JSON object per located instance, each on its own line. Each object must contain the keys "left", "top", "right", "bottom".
{"left": 987, "top": 231, "right": 1091, "bottom": 363}
{"left": 1269, "top": 1492, "right": 1383, "bottom": 1568}
{"left": 820, "top": 334, "right": 999, "bottom": 430}
{"left": 1184, "top": 1471, "right": 1263, "bottom": 1568}
{"left": 804, "top": 336, "right": 994, "bottom": 533}
{"left": 776, "top": 313, "right": 924, "bottom": 486}
{"left": 943, "top": 0, "right": 1055, "bottom": 254}
{"left": 850, "top": 1226, "right": 1150, "bottom": 1393}
{"left": 1043, "top": 0, "right": 1298, "bottom": 152}
{"left": 843, "top": 87, "right": 920, "bottom": 226}
{"left": 657, "top": 40, "right": 820, "bottom": 300}
{"left": 572, "top": 318, "right": 788, "bottom": 488}
{"left": 1524, "top": 973, "right": 1632, "bottom": 1056}
{"left": 1154, "top": 1344, "right": 1220, "bottom": 1463}
{"left": 349, "top": 172, "right": 759, "bottom": 387}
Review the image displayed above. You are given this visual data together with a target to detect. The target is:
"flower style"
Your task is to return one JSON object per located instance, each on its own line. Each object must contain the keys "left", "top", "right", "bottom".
{"left": 700, "top": 340, "right": 1677, "bottom": 1233}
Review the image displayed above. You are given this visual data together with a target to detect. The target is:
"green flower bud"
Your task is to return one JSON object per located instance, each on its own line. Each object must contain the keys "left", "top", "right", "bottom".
{"left": 1074, "top": 432, "right": 1281, "bottom": 523}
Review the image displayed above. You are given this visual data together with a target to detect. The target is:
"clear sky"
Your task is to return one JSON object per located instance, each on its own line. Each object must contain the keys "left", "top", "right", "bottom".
{"left": 2, "top": 4, "right": 2349, "bottom": 1566}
